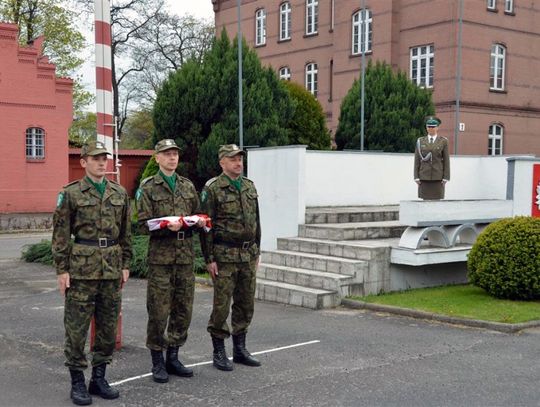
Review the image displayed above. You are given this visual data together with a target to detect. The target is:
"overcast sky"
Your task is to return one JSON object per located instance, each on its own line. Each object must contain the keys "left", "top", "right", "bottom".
{"left": 79, "top": 0, "right": 215, "bottom": 103}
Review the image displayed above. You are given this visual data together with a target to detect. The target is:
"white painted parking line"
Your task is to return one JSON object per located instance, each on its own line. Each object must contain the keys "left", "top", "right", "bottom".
{"left": 110, "top": 339, "right": 321, "bottom": 387}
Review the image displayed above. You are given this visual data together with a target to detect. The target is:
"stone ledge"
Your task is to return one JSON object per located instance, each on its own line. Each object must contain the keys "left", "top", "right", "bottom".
{"left": 391, "top": 245, "right": 471, "bottom": 265}
{"left": 341, "top": 298, "right": 540, "bottom": 334}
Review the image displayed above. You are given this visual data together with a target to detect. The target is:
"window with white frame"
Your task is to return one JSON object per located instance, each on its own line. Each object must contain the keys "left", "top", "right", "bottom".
{"left": 305, "top": 63, "right": 318, "bottom": 96}
{"left": 306, "top": 0, "right": 318, "bottom": 35}
{"left": 352, "top": 9, "right": 372, "bottom": 55}
{"left": 280, "top": 2, "right": 292, "bottom": 41}
{"left": 410, "top": 45, "right": 434, "bottom": 88}
{"left": 279, "top": 66, "right": 291, "bottom": 81}
{"left": 490, "top": 44, "right": 506, "bottom": 90}
{"left": 504, "top": 0, "right": 513, "bottom": 13}
{"left": 487, "top": 0, "right": 497, "bottom": 10}
{"left": 26, "top": 127, "right": 45, "bottom": 159}
{"left": 488, "top": 124, "right": 503, "bottom": 155}
{"left": 255, "top": 9, "right": 266, "bottom": 46}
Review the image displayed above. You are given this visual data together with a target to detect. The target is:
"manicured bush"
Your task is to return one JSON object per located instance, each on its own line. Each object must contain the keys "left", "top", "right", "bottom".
{"left": 467, "top": 216, "right": 540, "bottom": 300}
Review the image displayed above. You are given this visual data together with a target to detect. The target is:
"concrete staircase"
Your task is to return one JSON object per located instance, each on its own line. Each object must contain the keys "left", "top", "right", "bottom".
{"left": 256, "top": 206, "right": 405, "bottom": 309}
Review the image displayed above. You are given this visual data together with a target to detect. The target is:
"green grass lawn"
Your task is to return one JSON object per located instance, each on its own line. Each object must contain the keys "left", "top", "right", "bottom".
{"left": 350, "top": 285, "right": 540, "bottom": 324}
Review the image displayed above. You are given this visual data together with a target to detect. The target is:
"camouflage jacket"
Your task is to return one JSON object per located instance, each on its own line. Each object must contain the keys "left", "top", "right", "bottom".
{"left": 200, "top": 173, "right": 261, "bottom": 263}
{"left": 52, "top": 178, "right": 132, "bottom": 280}
{"left": 137, "top": 173, "right": 200, "bottom": 265}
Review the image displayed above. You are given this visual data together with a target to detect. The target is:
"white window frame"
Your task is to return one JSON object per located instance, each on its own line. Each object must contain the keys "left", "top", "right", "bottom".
{"left": 26, "top": 127, "right": 45, "bottom": 159}
{"left": 255, "top": 8, "right": 266, "bottom": 46}
{"left": 487, "top": 0, "right": 497, "bottom": 10}
{"left": 488, "top": 124, "right": 504, "bottom": 156}
{"left": 410, "top": 45, "right": 434, "bottom": 88}
{"left": 306, "top": 0, "right": 319, "bottom": 35}
{"left": 280, "top": 2, "right": 292, "bottom": 41}
{"left": 490, "top": 44, "right": 506, "bottom": 91}
{"left": 352, "top": 9, "right": 372, "bottom": 55}
{"left": 504, "top": 0, "right": 513, "bottom": 13}
{"left": 305, "top": 63, "right": 318, "bottom": 96}
{"left": 279, "top": 66, "right": 291, "bottom": 81}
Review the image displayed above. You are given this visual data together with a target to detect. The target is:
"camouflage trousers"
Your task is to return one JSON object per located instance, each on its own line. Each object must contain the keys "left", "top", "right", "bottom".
{"left": 207, "top": 258, "right": 257, "bottom": 339}
{"left": 64, "top": 279, "right": 121, "bottom": 370}
{"left": 146, "top": 264, "right": 195, "bottom": 351}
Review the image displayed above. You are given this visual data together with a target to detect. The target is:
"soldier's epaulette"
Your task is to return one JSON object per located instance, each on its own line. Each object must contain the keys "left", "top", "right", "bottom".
{"left": 242, "top": 176, "right": 255, "bottom": 185}
{"left": 441, "top": 136, "right": 449, "bottom": 141}
{"left": 140, "top": 176, "right": 153, "bottom": 187}
{"left": 109, "top": 180, "right": 127, "bottom": 194}
{"left": 178, "top": 175, "right": 195, "bottom": 186}
{"left": 63, "top": 180, "right": 80, "bottom": 189}
{"left": 204, "top": 177, "right": 219, "bottom": 189}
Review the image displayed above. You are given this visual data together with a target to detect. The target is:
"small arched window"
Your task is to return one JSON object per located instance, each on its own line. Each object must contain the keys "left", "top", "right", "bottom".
{"left": 280, "top": 2, "right": 292, "bottom": 41}
{"left": 488, "top": 124, "right": 504, "bottom": 155}
{"left": 305, "top": 63, "right": 318, "bottom": 96}
{"left": 26, "top": 127, "right": 45, "bottom": 159}
{"left": 255, "top": 9, "right": 266, "bottom": 46}
{"left": 279, "top": 66, "right": 291, "bottom": 81}
{"left": 352, "top": 9, "right": 372, "bottom": 55}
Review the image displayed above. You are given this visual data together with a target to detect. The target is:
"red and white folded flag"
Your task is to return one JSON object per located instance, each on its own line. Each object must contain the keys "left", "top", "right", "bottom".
{"left": 147, "top": 215, "right": 212, "bottom": 232}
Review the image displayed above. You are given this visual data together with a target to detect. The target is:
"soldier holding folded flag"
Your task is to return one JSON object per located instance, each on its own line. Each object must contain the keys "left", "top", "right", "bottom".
{"left": 136, "top": 139, "right": 205, "bottom": 383}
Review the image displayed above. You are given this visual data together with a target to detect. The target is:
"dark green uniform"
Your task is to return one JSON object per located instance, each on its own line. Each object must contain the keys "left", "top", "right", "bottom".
{"left": 137, "top": 172, "right": 200, "bottom": 351}
{"left": 52, "top": 177, "right": 131, "bottom": 370}
{"left": 201, "top": 173, "right": 261, "bottom": 339}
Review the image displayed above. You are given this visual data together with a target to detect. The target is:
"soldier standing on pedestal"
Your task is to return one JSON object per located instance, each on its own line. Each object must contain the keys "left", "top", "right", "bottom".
{"left": 52, "top": 141, "right": 131, "bottom": 405}
{"left": 414, "top": 116, "right": 451, "bottom": 200}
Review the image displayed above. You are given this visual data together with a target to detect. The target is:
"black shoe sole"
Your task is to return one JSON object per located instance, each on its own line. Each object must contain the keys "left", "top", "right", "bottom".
{"left": 213, "top": 362, "right": 234, "bottom": 371}
{"left": 233, "top": 356, "right": 261, "bottom": 367}
{"left": 166, "top": 368, "right": 194, "bottom": 377}
{"left": 152, "top": 375, "right": 169, "bottom": 383}
{"left": 70, "top": 394, "right": 92, "bottom": 406}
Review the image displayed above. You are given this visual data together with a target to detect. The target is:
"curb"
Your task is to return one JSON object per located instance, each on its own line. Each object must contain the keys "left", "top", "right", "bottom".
{"left": 341, "top": 298, "right": 540, "bottom": 334}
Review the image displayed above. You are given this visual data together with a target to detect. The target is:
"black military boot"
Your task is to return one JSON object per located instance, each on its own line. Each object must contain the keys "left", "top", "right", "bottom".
{"left": 150, "top": 349, "right": 169, "bottom": 383}
{"left": 211, "top": 336, "right": 233, "bottom": 371}
{"left": 69, "top": 369, "right": 92, "bottom": 406}
{"left": 88, "top": 364, "right": 119, "bottom": 399}
{"left": 165, "top": 346, "right": 194, "bottom": 377}
{"left": 232, "top": 333, "right": 261, "bottom": 367}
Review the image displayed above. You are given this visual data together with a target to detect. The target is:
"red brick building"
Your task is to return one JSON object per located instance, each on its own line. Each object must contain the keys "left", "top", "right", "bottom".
{"left": 213, "top": 0, "right": 540, "bottom": 156}
{"left": 0, "top": 22, "right": 73, "bottom": 213}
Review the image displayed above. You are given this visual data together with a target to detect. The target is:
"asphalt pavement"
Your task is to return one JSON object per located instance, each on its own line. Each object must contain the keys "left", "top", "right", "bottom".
{"left": 0, "top": 234, "right": 539, "bottom": 407}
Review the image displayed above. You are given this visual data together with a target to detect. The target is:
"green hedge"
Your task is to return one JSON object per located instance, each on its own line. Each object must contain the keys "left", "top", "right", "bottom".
{"left": 22, "top": 236, "right": 207, "bottom": 279}
{"left": 468, "top": 216, "right": 540, "bottom": 300}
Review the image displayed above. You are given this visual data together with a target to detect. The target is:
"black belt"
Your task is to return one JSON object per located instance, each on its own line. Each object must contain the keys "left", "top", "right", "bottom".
{"left": 74, "top": 237, "right": 118, "bottom": 248}
{"left": 154, "top": 230, "right": 193, "bottom": 240}
{"left": 214, "top": 239, "right": 255, "bottom": 249}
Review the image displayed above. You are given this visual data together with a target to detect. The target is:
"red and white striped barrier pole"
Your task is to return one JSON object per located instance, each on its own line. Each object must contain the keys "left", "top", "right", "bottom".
{"left": 90, "top": 0, "right": 122, "bottom": 351}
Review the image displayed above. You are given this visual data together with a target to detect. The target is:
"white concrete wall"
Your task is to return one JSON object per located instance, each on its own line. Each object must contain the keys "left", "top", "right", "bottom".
{"left": 248, "top": 146, "right": 306, "bottom": 250}
{"left": 305, "top": 151, "right": 511, "bottom": 206}
{"left": 247, "top": 146, "right": 535, "bottom": 250}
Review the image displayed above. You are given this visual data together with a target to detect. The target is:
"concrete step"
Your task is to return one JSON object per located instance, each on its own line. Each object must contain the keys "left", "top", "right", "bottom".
{"left": 258, "top": 263, "right": 362, "bottom": 297}
{"left": 261, "top": 250, "right": 368, "bottom": 277}
{"left": 255, "top": 278, "right": 340, "bottom": 309}
{"left": 277, "top": 237, "right": 396, "bottom": 261}
{"left": 305, "top": 206, "right": 399, "bottom": 224}
{"left": 298, "top": 221, "right": 406, "bottom": 241}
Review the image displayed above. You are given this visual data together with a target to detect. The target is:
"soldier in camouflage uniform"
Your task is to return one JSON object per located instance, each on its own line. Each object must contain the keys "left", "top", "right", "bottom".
{"left": 200, "top": 144, "right": 262, "bottom": 371}
{"left": 52, "top": 141, "right": 131, "bottom": 406}
{"left": 136, "top": 139, "right": 204, "bottom": 383}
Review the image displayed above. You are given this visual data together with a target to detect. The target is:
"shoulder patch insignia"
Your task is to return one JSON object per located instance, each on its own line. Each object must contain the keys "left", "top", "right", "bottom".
{"left": 135, "top": 188, "right": 143, "bottom": 201}
{"left": 201, "top": 190, "right": 208, "bottom": 203}
{"left": 56, "top": 191, "right": 65, "bottom": 208}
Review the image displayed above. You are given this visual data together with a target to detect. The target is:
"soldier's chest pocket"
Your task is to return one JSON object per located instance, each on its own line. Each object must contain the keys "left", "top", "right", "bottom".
{"left": 218, "top": 194, "right": 239, "bottom": 216}
{"left": 243, "top": 191, "right": 258, "bottom": 214}
{"left": 107, "top": 196, "right": 124, "bottom": 218}
{"left": 152, "top": 193, "right": 173, "bottom": 217}
{"left": 174, "top": 190, "right": 195, "bottom": 215}
{"left": 76, "top": 198, "right": 99, "bottom": 221}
